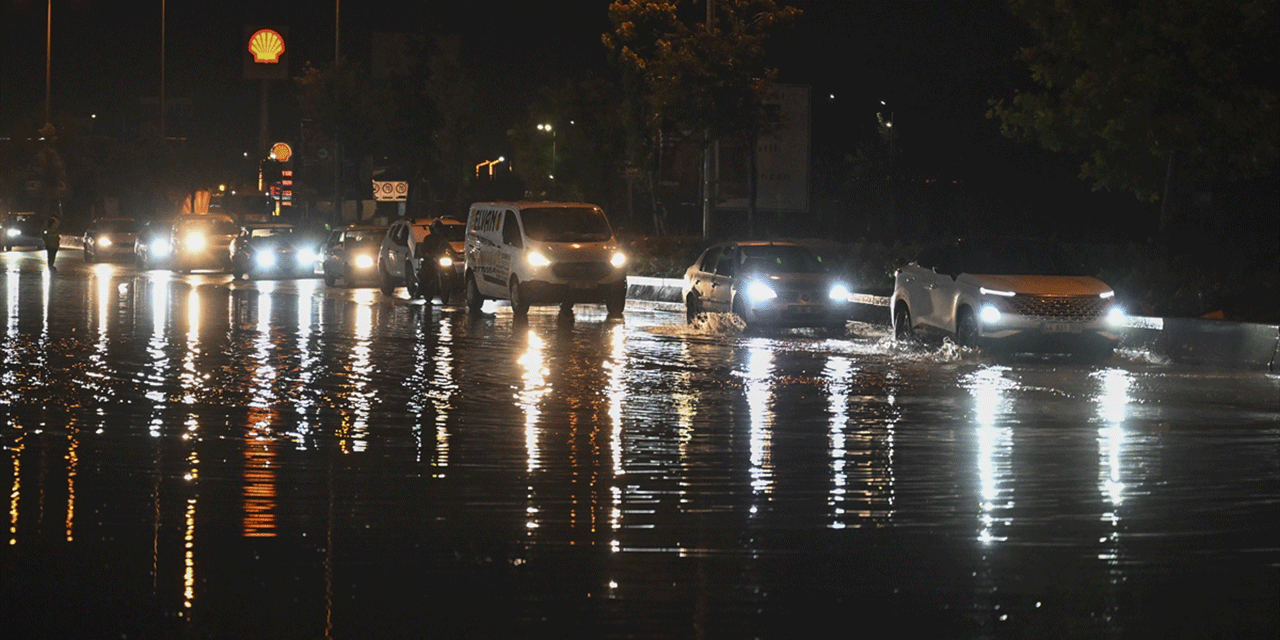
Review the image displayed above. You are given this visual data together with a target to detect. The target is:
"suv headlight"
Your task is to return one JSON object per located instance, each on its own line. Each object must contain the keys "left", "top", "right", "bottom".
{"left": 1106, "top": 305, "right": 1126, "bottom": 326}
{"left": 828, "top": 283, "right": 852, "bottom": 301}
{"left": 979, "top": 304, "right": 1002, "bottom": 325}
{"left": 152, "top": 239, "right": 171, "bottom": 257}
{"left": 611, "top": 252, "right": 627, "bottom": 268}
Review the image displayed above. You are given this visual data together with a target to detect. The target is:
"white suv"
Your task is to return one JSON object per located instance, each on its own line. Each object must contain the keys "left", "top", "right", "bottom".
{"left": 891, "top": 238, "right": 1125, "bottom": 357}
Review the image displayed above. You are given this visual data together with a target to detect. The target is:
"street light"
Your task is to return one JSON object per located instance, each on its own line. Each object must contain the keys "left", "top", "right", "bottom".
{"left": 475, "top": 156, "right": 505, "bottom": 179}
{"left": 535, "top": 122, "right": 555, "bottom": 179}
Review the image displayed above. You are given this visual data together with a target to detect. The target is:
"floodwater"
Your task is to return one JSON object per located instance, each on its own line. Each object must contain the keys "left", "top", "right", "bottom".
{"left": 3, "top": 253, "right": 1279, "bottom": 639}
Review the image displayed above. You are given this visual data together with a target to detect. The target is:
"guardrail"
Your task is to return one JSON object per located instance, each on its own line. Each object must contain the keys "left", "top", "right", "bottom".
{"left": 625, "top": 276, "right": 1279, "bottom": 371}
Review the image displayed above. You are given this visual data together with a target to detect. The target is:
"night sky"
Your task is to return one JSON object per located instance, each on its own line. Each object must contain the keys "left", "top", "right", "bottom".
{"left": 0, "top": 0, "right": 1139, "bottom": 229}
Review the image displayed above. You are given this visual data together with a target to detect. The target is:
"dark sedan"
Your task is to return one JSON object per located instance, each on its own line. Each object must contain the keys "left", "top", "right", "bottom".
{"left": 321, "top": 224, "right": 387, "bottom": 287}
{"left": 230, "top": 223, "right": 319, "bottom": 280}
{"left": 83, "top": 217, "right": 141, "bottom": 263}
{"left": 1, "top": 212, "right": 42, "bottom": 251}
{"left": 682, "top": 241, "right": 854, "bottom": 331}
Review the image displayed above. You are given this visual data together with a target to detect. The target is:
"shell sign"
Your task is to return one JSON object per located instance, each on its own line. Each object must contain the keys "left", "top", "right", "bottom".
{"left": 248, "top": 29, "right": 285, "bottom": 64}
{"left": 243, "top": 26, "right": 288, "bottom": 80}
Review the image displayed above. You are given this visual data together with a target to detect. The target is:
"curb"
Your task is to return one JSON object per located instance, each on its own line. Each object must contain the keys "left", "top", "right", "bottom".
{"left": 626, "top": 276, "right": 1280, "bottom": 371}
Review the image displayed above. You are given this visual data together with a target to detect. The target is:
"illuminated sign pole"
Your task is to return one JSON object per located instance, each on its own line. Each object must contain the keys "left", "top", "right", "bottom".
{"left": 244, "top": 27, "right": 289, "bottom": 199}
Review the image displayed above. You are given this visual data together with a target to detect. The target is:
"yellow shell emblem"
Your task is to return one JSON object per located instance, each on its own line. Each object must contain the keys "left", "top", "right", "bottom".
{"left": 248, "top": 29, "right": 285, "bottom": 64}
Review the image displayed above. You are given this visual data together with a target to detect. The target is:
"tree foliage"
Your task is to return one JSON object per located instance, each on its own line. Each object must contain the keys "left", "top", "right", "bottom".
{"left": 604, "top": 0, "right": 798, "bottom": 144}
{"left": 989, "top": 0, "right": 1278, "bottom": 203}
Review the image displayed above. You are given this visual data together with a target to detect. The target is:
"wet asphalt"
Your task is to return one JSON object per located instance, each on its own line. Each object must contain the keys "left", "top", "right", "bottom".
{"left": 2, "top": 249, "right": 1278, "bottom": 639}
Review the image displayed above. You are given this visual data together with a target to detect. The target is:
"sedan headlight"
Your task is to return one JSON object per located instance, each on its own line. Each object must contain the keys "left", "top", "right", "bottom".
{"left": 152, "top": 239, "right": 171, "bottom": 257}
{"left": 255, "top": 251, "right": 277, "bottom": 268}
{"left": 527, "top": 251, "right": 551, "bottom": 267}
{"left": 184, "top": 232, "right": 207, "bottom": 251}
{"left": 744, "top": 280, "right": 777, "bottom": 303}
{"left": 6, "top": 228, "right": 19, "bottom": 238}
{"left": 295, "top": 248, "right": 317, "bottom": 266}
{"left": 438, "top": 256, "right": 454, "bottom": 268}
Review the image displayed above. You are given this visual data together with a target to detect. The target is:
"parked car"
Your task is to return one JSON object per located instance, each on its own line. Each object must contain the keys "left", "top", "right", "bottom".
{"left": 378, "top": 217, "right": 466, "bottom": 301}
{"left": 82, "top": 217, "right": 141, "bottom": 263}
{"left": 134, "top": 218, "right": 175, "bottom": 269}
{"left": 1, "top": 211, "right": 41, "bottom": 251}
{"left": 169, "top": 214, "right": 239, "bottom": 272}
{"left": 320, "top": 224, "right": 387, "bottom": 287}
{"left": 890, "top": 237, "right": 1125, "bottom": 357}
{"left": 230, "top": 223, "right": 318, "bottom": 280}
{"left": 682, "top": 240, "right": 854, "bottom": 331}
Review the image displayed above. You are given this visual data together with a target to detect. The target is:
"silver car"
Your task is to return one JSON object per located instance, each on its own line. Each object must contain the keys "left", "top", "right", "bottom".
{"left": 891, "top": 238, "right": 1125, "bottom": 356}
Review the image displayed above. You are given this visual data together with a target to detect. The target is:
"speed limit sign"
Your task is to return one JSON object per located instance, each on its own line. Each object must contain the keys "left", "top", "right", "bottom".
{"left": 372, "top": 180, "right": 408, "bottom": 201}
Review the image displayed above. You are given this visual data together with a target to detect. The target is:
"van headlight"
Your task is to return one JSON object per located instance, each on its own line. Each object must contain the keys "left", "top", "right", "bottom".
{"left": 527, "top": 251, "right": 551, "bottom": 267}
{"left": 611, "top": 252, "right": 627, "bottom": 268}
{"left": 744, "top": 280, "right": 777, "bottom": 303}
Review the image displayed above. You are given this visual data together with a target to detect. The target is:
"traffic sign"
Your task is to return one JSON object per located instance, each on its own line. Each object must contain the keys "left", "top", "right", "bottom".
{"left": 373, "top": 180, "right": 408, "bottom": 201}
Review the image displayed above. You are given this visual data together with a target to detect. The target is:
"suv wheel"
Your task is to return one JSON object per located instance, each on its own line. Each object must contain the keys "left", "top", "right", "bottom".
{"left": 893, "top": 305, "right": 913, "bottom": 341}
{"left": 956, "top": 309, "right": 979, "bottom": 347}
{"left": 379, "top": 261, "right": 396, "bottom": 296}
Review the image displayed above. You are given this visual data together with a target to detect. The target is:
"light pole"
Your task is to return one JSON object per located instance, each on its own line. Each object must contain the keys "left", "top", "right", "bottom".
{"left": 537, "top": 123, "right": 556, "bottom": 181}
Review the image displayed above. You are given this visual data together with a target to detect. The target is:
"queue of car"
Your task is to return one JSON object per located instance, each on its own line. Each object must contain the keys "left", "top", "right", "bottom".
{"left": 11, "top": 202, "right": 1130, "bottom": 359}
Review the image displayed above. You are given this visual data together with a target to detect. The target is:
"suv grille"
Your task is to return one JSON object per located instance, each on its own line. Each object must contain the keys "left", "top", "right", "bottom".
{"left": 552, "top": 261, "right": 612, "bottom": 280}
{"left": 1010, "top": 295, "right": 1107, "bottom": 321}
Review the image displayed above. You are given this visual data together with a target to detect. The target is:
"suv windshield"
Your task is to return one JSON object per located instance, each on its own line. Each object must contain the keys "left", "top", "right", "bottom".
{"left": 519, "top": 206, "right": 613, "bottom": 243}
{"left": 739, "top": 245, "right": 826, "bottom": 274}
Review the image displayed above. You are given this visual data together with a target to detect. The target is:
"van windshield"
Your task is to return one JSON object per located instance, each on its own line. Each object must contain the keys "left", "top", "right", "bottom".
{"left": 519, "top": 206, "right": 613, "bottom": 243}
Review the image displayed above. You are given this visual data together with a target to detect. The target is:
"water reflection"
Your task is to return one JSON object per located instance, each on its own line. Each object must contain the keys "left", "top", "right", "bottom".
{"left": 743, "top": 341, "right": 775, "bottom": 498}
{"left": 963, "top": 365, "right": 1015, "bottom": 545}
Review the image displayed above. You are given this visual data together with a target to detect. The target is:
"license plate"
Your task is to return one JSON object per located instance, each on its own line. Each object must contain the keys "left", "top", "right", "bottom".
{"left": 1043, "top": 322, "right": 1082, "bottom": 334}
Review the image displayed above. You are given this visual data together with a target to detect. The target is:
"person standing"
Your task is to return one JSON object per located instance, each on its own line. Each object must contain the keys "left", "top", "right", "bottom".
{"left": 42, "top": 214, "right": 60, "bottom": 271}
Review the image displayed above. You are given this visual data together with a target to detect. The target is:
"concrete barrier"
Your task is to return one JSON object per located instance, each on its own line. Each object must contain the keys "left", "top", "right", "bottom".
{"left": 625, "top": 276, "right": 1280, "bottom": 371}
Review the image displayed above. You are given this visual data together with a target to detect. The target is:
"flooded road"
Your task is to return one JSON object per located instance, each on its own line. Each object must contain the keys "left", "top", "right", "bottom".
{"left": 3, "top": 252, "right": 1279, "bottom": 639}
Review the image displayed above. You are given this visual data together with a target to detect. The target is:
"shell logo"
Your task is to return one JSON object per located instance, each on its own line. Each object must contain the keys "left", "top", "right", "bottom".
{"left": 270, "top": 142, "right": 292, "bottom": 163}
{"left": 248, "top": 29, "right": 285, "bottom": 64}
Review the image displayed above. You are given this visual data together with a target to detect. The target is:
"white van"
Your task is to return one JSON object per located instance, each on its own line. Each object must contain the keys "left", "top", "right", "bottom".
{"left": 463, "top": 201, "right": 628, "bottom": 316}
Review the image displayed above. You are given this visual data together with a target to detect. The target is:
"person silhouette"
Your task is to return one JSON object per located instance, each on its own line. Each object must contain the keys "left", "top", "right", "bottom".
{"left": 42, "top": 214, "right": 61, "bottom": 271}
